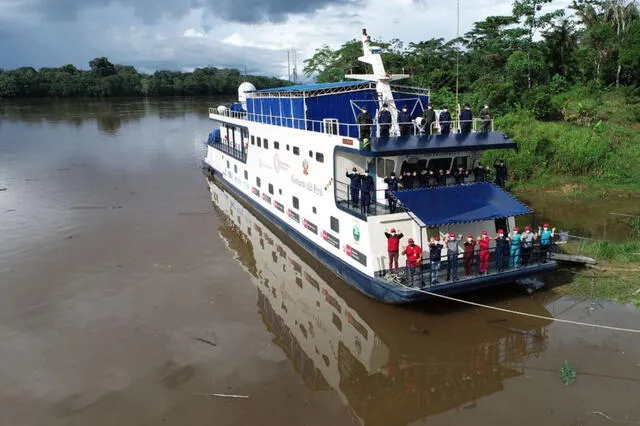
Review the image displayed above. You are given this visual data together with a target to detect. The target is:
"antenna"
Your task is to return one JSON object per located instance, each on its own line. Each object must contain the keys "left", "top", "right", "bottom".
{"left": 287, "top": 50, "right": 291, "bottom": 82}
{"left": 455, "top": 0, "right": 460, "bottom": 114}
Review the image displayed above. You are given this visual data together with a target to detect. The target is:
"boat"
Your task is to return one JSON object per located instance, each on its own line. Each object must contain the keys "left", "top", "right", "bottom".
{"left": 202, "top": 29, "right": 557, "bottom": 304}
{"left": 209, "top": 178, "right": 553, "bottom": 424}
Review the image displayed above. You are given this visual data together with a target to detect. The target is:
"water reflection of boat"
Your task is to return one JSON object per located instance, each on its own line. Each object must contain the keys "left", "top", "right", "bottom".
{"left": 209, "top": 178, "right": 553, "bottom": 425}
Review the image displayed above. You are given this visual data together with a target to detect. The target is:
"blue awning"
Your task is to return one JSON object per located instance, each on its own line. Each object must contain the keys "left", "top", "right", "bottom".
{"left": 394, "top": 183, "right": 531, "bottom": 226}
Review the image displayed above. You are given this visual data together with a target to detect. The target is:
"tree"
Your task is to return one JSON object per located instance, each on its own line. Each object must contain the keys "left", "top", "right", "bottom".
{"left": 543, "top": 18, "right": 579, "bottom": 79}
{"left": 89, "top": 57, "right": 116, "bottom": 77}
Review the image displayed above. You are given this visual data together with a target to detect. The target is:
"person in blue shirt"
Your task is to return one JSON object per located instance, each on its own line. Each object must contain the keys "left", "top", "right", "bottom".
{"left": 459, "top": 103, "right": 473, "bottom": 133}
{"left": 397, "top": 105, "right": 412, "bottom": 136}
{"left": 508, "top": 226, "right": 522, "bottom": 268}
{"left": 495, "top": 229, "right": 509, "bottom": 272}
{"left": 345, "top": 168, "right": 361, "bottom": 208}
{"left": 383, "top": 172, "right": 399, "bottom": 213}
{"left": 538, "top": 223, "right": 556, "bottom": 262}
{"left": 439, "top": 107, "right": 452, "bottom": 134}
{"left": 360, "top": 171, "right": 374, "bottom": 216}
{"left": 378, "top": 103, "right": 392, "bottom": 137}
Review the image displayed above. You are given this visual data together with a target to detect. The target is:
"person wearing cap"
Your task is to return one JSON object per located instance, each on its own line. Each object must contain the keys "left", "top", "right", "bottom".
{"left": 397, "top": 105, "right": 412, "bottom": 136}
{"left": 384, "top": 228, "right": 404, "bottom": 275}
{"left": 378, "top": 103, "right": 392, "bottom": 137}
{"left": 428, "top": 236, "right": 444, "bottom": 285}
{"left": 494, "top": 160, "right": 508, "bottom": 187}
{"left": 495, "top": 228, "right": 509, "bottom": 272}
{"left": 459, "top": 103, "right": 473, "bottom": 133}
{"left": 446, "top": 232, "right": 463, "bottom": 281}
{"left": 473, "top": 163, "right": 486, "bottom": 183}
{"left": 357, "top": 106, "right": 373, "bottom": 141}
{"left": 477, "top": 231, "right": 491, "bottom": 274}
{"left": 538, "top": 223, "right": 556, "bottom": 262}
{"left": 422, "top": 105, "right": 436, "bottom": 135}
{"left": 463, "top": 233, "right": 476, "bottom": 278}
{"left": 480, "top": 104, "right": 491, "bottom": 132}
{"left": 508, "top": 226, "right": 522, "bottom": 268}
{"left": 346, "top": 167, "right": 361, "bottom": 208}
{"left": 436, "top": 169, "right": 447, "bottom": 187}
{"left": 402, "top": 237, "right": 423, "bottom": 287}
{"left": 454, "top": 165, "right": 469, "bottom": 185}
{"left": 383, "top": 172, "right": 399, "bottom": 213}
{"left": 521, "top": 225, "right": 536, "bottom": 266}
{"left": 360, "top": 170, "right": 375, "bottom": 216}
{"left": 439, "top": 107, "right": 451, "bottom": 134}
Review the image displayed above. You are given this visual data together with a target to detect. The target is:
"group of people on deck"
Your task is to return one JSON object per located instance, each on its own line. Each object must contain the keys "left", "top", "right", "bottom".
{"left": 356, "top": 103, "right": 492, "bottom": 140}
{"left": 384, "top": 224, "right": 556, "bottom": 288}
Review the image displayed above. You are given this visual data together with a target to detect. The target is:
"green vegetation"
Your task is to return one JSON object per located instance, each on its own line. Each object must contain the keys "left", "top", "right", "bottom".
{"left": 560, "top": 361, "right": 576, "bottom": 386}
{"left": 303, "top": 0, "right": 640, "bottom": 188}
{"left": 0, "top": 57, "right": 290, "bottom": 98}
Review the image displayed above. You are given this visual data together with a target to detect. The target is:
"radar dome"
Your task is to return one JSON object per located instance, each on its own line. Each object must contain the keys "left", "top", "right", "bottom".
{"left": 217, "top": 105, "right": 228, "bottom": 114}
{"left": 238, "top": 82, "right": 256, "bottom": 110}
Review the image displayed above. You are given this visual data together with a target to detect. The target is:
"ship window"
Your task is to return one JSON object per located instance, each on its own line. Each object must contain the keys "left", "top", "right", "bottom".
{"left": 256, "top": 177, "right": 261, "bottom": 187}
{"left": 309, "top": 150, "right": 313, "bottom": 158}
{"left": 323, "top": 118, "right": 339, "bottom": 135}
{"left": 330, "top": 216, "right": 339, "bottom": 233}
{"left": 226, "top": 161, "right": 229, "bottom": 169}
{"left": 293, "top": 146, "right": 300, "bottom": 155}
{"left": 264, "top": 139, "right": 269, "bottom": 149}
{"left": 316, "top": 153, "right": 324, "bottom": 163}
{"left": 427, "top": 157, "right": 453, "bottom": 172}
{"left": 313, "top": 207, "right": 317, "bottom": 214}
{"left": 244, "top": 170, "right": 248, "bottom": 180}
{"left": 286, "top": 144, "right": 290, "bottom": 151}
{"left": 376, "top": 158, "right": 395, "bottom": 177}
{"left": 234, "top": 165, "right": 238, "bottom": 173}
{"left": 453, "top": 156, "right": 468, "bottom": 170}
{"left": 251, "top": 135, "right": 255, "bottom": 145}
{"left": 257, "top": 137, "right": 262, "bottom": 147}
{"left": 274, "top": 141, "right": 280, "bottom": 150}
{"left": 279, "top": 189, "right": 282, "bottom": 195}
{"left": 292, "top": 196, "right": 299, "bottom": 210}
{"left": 269, "top": 184, "right": 274, "bottom": 195}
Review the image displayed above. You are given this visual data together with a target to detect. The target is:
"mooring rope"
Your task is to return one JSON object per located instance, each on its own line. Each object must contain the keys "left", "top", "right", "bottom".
{"left": 398, "top": 284, "right": 640, "bottom": 334}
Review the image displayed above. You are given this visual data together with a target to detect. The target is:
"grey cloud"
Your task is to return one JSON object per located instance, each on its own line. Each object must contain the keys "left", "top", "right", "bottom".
{"left": 20, "top": 0, "right": 362, "bottom": 24}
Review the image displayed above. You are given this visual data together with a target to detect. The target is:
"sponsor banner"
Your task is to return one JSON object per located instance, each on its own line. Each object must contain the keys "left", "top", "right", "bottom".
{"left": 261, "top": 193, "right": 271, "bottom": 204}
{"left": 322, "top": 288, "right": 342, "bottom": 313}
{"left": 303, "top": 218, "right": 318, "bottom": 235}
{"left": 273, "top": 200, "right": 284, "bottom": 213}
{"left": 345, "top": 244, "right": 367, "bottom": 267}
{"left": 342, "top": 138, "right": 354, "bottom": 146}
{"left": 304, "top": 271, "right": 320, "bottom": 290}
{"left": 322, "top": 230, "right": 340, "bottom": 250}
{"left": 287, "top": 208, "right": 300, "bottom": 223}
{"left": 251, "top": 187, "right": 260, "bottom": 197}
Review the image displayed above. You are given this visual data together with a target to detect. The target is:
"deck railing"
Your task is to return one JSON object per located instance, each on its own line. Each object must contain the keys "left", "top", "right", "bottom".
{"left": 209, "top": 107, "right": 496, "bottom": 140}
{"left": 207, "top": 135, "right": 247, "bottom": 162}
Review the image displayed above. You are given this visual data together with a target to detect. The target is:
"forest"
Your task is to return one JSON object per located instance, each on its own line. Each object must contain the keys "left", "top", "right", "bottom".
{"left": 0, "top": 58, "right": 290, "bottom": 98}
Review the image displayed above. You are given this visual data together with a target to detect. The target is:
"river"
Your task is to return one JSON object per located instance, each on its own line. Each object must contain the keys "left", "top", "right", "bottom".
{"left": 1, "top": 98, "right": 639, "bottom": 426}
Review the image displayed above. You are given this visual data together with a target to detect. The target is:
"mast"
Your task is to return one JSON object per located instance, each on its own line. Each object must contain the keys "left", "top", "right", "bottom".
{"left": 344, "top": 28, "right": 410, "bottom": 136}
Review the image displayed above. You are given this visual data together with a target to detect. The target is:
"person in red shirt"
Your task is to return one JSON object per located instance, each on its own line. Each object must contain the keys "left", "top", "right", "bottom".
{"left": 384, "top": 228, "right": 404, "bottom": 275}
{"left": 463, "top": 233, "right": 476, "bottom": 278}
{"left": 402, "top": 238, "right": 422, "bottom": 287}
{"left": 477, "top": 230, "right": 490, "bottom": 274}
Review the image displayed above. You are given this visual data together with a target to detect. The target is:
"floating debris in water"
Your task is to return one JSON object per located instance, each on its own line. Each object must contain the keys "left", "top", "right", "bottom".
{"left": 560, "top": 360, "right": 576, "bottom": 385}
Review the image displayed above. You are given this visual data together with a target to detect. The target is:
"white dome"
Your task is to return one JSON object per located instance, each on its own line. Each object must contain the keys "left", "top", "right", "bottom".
{"left": 238, "top": 82, "right": 256, "bottom": 109}
{"left": 217, "top": 105, "right": 228, "bottom": 114}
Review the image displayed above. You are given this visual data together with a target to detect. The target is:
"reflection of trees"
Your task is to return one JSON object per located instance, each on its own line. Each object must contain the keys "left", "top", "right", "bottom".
{"left": 0, "top": 97, "right": 233, "bottom": 136}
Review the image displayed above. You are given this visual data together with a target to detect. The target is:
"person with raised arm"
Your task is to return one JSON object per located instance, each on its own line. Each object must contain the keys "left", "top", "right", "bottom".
{"left": 428, "top": 236, "right": 444, "bottom": 285}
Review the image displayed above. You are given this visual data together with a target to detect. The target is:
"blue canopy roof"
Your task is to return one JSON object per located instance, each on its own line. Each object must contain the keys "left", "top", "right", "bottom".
{"left": 256, "top": 81, "right": 371, "bottom": 93}
{"left": 394, "top": 183, "right": 531, "bottom": 226}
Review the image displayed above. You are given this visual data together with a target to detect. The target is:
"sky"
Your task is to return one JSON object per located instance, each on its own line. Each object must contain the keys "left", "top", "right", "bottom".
{"left": 0, "top": 0, "right": 571, "bottom": 80}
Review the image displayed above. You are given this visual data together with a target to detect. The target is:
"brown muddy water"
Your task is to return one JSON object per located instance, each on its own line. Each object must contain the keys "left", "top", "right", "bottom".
{"left": 1, "top": 99, "right": 639, "bottom": 426}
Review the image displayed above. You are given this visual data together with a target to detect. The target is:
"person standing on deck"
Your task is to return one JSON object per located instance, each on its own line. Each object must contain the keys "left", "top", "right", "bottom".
{"left": 384, "top": 228, "right": 404, "bottom": 275}
{"left": 446, "top": 232, "right": 463, "bottom": 281}
{"left": 478, "top": 231, "right": 491, "bottom": 274}
{"left": 494, "top": 160, "right": 508, "bottom": 187}
{"left": 480, "top": 105, "right": 491, "bottom": 132}
{"left": 402, "top": 238, "right": 423, "bottom": 287}
{"left": 538, "top": 223, "right": 555, "bottom": 262}
{"left": 428, "top": 236, "right": 444, "bottom": 285}
{"left": 384, "top": 172, "right": 399, "bottom": 213}
{"left": 459, "top": 103, "right": 473, "bottom": 133}
{"left": 439, "top": 107, "right": 452, "bottom": 134}
{"left": 473, "top": 163, "right": 486, "bottom": 183}
{"left": 378, "top": 103, "right": 392, "bottom": 137}
{"left": 521, "top": 226, "right": 536, "bottom": 266}
{"left": 509, "top": 226, "right": 522, "bottom": 268}
{"left": 422, "top": 105, "right": 436, "bottom": 135}
{"left": 346, "top": 168, "right": 361, "bottom": 208}
{"left": 357, "top": 106, "right": 373, "bottom": 141}
{"left": 397, "top": 106, "right": 412, "bottom": 136}
{"left": 436, "top": 169, "right": 447, "bottom": 187}
{"left": 463, "top": 233, "right": 476, "bottom": 278}
{"left": 495, "top": 229, "right": 509, "bottom": 272}
{"left": 454, "top": 166, "right": 469, "bottom": 185}
{"left": 360, "top": 171, "right": 374, "bottom": 216}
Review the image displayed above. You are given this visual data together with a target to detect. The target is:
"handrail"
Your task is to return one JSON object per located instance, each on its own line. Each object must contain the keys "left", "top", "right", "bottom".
{"left": 209, "top": 107, "right": 496, "bottom": 139}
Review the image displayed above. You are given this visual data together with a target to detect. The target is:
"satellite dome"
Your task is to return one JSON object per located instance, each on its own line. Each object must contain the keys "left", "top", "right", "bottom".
{"left": 217, "top": 105, "right": 228, "bottom": 114}
{"left": 238, "top": 82, "right": 256, "bottom": 110}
